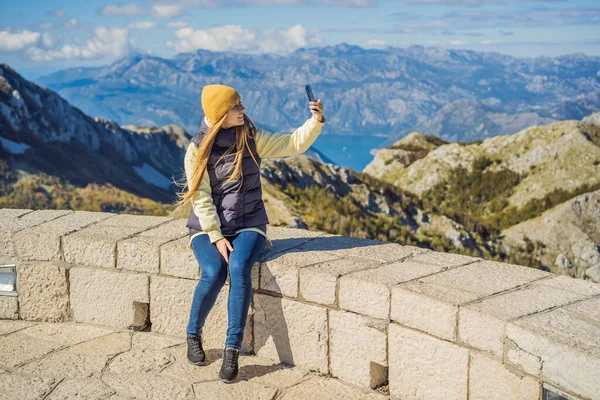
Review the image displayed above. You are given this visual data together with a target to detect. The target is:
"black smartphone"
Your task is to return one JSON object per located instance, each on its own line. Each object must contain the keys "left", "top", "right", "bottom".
{"left": 305, "top": 85, "right": 316, "bottom": 102}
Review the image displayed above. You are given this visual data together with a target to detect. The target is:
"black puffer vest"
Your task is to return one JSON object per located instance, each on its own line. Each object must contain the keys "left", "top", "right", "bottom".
{"left": 185, "top": 118, "right": 269, "bottom": 236}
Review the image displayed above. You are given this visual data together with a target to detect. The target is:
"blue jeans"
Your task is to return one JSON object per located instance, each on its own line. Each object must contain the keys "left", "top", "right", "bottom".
{"left": 186, "top": 230, "right": 266, "bottom": 350}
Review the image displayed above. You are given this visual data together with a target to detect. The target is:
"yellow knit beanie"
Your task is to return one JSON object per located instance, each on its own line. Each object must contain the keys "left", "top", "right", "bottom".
{"left": 201, "top": 84, "right": 241, "bottom": 126}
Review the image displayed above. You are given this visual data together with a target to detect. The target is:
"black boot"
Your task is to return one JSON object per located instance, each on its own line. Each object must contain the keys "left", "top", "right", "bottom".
{"left": 186, "top": 335, "right": 205, "bottom": 366}
{"left": 219, "top": 347, "right": 239, "bottom": 383}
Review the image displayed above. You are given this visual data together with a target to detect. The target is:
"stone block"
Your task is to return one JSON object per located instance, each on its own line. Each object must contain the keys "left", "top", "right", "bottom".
{"left": 17, "top": 262, "right": 69, "bottom": 322}
{"left": 278, "top": 376, "right": 387, "bottom": 399}
{"left": 13, "top": 211, "right": 112, "bottom": 261}
{"left": 289, "top": 233, "right": 424, "bottom": 264}
{"left": 1, "top": 209, "right": 71, "bottom": 258}
{"left": 390, "top": 260, "right": 550, "bottom": 341}
{"left": 149, "top": 276, "right": 252, "bottom": 353}
{"left": 411, "top": 250, "right": 480, "bottom": 268}
{"left": 329, "top": 310, "right": 387, "bottom": 389}
{"left": 63, "top": 225, "right": 143, "bottom": 268}
{"left": 254, "top": 293, "right": 328, "bottom": 373}
{"left": 299, "top": 258, "right": 380, "bottom": 306}
{"left": 138, "top": 218, "right": 187, "bottom": 239}
{"left": 260, "top": 226, "right": 326, "bottom": 257}
{"left": 96, "top": 213, "right": 172, "bottom": 228}
{"left": 0, "top": 296, "right": 18, "bottom": 319}
{"left": 70, "top": 267, "right": 149, "bottom": 329}
{"left": 388, "top": 322, "right": 468, "bottom": 400}
{"left": 117, "top": 236, "right": 167, "bottom": 274}
{"left": 458, "top": 276, "right": 595, "bottom": 355}
{"left": 469, "top": 353, "right": 540, "bottom": 400}
{"left": 505, "top": 297, "right": 600, "bottom": 399}
{"left": 340, "top": 259, "right": 446, "bottom": 319}
{"left": 260, "top": 247, "right": 338, "bottom": 298}
{"left": 159, "top": 237, "right": 200, "bottom": 280}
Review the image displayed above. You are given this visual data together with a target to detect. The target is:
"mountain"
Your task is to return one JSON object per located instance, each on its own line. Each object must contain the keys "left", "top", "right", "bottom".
{"left": 502, "top": 189, "right": 600, "bottom": 282}
{"left": 36, "top": 44, "right": 600, "bottom": 170}
{"left": 0, "top": 63, "right": 193, "bottom": 212}
{"left": 363, "top": 112, "right": 600, "bottom": 280}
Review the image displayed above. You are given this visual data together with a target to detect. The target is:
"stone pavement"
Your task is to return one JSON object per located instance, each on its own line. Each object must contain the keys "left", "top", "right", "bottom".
{"left": 0, "top": 319, "right": 389, "bottom": 400}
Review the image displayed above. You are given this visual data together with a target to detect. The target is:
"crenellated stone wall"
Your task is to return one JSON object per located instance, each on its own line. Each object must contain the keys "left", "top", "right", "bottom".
{"left": 1, "top": 208, "right": 599, "bottom": 400}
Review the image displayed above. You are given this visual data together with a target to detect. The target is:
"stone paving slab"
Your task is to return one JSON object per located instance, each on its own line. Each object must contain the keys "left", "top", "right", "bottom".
{"left": 0, "top": 320, "right": 386, "bottom": 400}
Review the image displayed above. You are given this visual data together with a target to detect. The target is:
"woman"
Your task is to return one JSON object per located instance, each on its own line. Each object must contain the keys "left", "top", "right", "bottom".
{"left": 174, "top": 84, "right": 325, "bottom": 383}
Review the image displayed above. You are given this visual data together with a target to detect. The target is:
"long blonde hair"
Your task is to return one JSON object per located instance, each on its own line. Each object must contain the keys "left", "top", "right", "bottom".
{"left": 173, "top": 114, "right": 260, "bottom": 208}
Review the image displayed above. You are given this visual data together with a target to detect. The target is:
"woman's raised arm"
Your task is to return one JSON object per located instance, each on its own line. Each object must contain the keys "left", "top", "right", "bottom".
{"left": 255, "top": 115, "right": 326, "bottom": 159}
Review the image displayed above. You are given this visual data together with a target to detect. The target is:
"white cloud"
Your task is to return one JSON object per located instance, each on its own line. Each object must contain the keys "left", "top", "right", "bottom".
{"left": 481, "top": 39, "right": 502, "bottom": 45}
{"left": 128, "top": 21, "right": 158, "bottom": 29}
{"left": 166, "top": 24, "right": 321, "bottom": 53}
{"left": 99, "top": 4, "right": 147, "bottom": 16}
{"left": 366, "top": 39, "right": 386, "bottom": 47}
{"left": 322, "top": 0, "right": 376, "bottom": 6}
{"left": 401, "top": 0, "right": 503, "bottom": 4}
{"left": 427, "top": 39, "right": 468, "bottom": 46}
{"left": 42, "top": 32, "right": 54, "bottom": 47}
{"left": 63, "top": 18, "right": 79, "bottom": 28}
{"left": 151, "top": 4, "right": 184, "bottom": 17}
{"left": 0, "top": 30, "right": 40, "bottom": 52}
{"left": 167, "top": 20, "right": 189, "bottom": 29}
{"left": 25, "top": 26, "right": 134, "bottom": 62}
{"left": 48, "top": 8, "right": 66, "bottom": 17}
{"left": 40, "top": 22, "right": 54, "bottom": 30}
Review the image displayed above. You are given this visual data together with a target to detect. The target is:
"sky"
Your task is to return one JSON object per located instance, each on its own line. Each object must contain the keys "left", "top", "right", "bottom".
{"left": 1, "top": 0, "right": 599, "bottom": 80}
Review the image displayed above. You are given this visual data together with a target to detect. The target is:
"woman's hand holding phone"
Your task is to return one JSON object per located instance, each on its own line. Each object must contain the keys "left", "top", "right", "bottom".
{"left": 310, "top": 99, "right": 324, "bottom": 122}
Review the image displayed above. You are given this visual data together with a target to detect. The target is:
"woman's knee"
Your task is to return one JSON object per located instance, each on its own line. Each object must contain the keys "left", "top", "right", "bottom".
{"left": 199, "top": 262, "right": 228, "bottom": 287}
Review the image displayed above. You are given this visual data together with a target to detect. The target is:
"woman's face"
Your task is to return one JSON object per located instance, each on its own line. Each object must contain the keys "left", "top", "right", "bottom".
{"left": 222, "top": 101, "right": 245, "bottom": 129}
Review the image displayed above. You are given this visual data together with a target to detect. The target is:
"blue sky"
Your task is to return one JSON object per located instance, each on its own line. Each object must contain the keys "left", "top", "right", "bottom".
{"left": 1, "top": 0, "right": 599, "bottom": 80}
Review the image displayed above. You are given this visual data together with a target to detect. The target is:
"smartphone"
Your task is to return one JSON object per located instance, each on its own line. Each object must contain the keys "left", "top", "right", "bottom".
{"left": 305, "top": 85, "right": 316, "bottom": 103}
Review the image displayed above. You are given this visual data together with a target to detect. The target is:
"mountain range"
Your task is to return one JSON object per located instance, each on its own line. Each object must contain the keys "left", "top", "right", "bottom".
{"left": 35, "top": 43, "right": 600, "bottom": 171}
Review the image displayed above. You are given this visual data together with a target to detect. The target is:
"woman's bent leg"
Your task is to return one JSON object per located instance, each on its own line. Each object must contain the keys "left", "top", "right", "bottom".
{"left": 186, "top": 234, "right": 228, "bottom": 337}
{"left": 225, "top": 231, "right": 266, "bottom": 349}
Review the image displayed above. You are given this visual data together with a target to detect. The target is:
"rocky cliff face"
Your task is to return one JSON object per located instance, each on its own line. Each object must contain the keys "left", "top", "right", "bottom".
{"left": 0, "top": 64, "right": 189, "bottom": 187}
{"left": 366, "top": 114, "right": 600, "bottom": 209}
{"left": 364, "top": 113, "right": 600, "bottom": 281}
{"left": 502, "top": 190, "right": 600, "bottom": 282}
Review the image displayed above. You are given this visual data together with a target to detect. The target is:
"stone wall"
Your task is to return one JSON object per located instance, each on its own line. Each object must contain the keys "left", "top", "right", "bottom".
{"left": 1, "top": 208, "right": 599, "bottom": 400}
